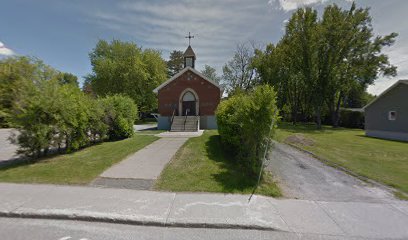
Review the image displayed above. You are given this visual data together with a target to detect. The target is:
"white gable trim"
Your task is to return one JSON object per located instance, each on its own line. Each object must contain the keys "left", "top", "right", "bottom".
{"left": 153, "top": 67, "right": 222, "bottom": 93}
{"left": 363, "top": 79, "right": 408, "bottom": 110}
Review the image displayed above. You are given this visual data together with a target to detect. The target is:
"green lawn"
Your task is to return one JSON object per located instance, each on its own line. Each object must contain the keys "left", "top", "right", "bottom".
{"left": 275, "top": 122, "right": 408, "bottom": 194}
{"left": 0, "top": 135, "right": 158, "bottom": 184}
{"left": 155, "top": 130, "right": 281, "bottom": 197}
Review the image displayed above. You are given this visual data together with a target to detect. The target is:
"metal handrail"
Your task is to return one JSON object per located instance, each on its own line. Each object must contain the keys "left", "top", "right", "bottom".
{"left": 171, "top": 109, "right": 176, "bottom": 124}
{"left": 183, "top": 109, "right": 189, "bottom": 130}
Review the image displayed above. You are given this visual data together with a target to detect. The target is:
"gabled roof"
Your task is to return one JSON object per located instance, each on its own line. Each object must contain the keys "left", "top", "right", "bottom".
{"left": 363, "top": 79, "right": 408, "bottom": 110}
{"left": 183, "top": 45, "right": 196, "bottom": 58}
{"left": 153, "top": 67, "right": 222, "bottom": 94}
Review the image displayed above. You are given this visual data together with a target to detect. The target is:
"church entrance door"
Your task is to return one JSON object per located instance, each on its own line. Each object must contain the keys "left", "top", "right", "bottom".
{"left": 182, "top": 101, "right": 196, "bottom": 116}
{"left": 181, "top": 91, "right": 197, "bottom": 116}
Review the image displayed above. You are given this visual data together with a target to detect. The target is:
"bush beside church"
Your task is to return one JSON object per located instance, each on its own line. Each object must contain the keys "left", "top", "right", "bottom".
{"left": 216, "top": 85, "right": 279, "bottom": 176}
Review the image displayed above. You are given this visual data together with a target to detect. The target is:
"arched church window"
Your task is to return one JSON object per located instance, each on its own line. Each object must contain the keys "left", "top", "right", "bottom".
{"left": 182, "top": 91, "right": 196, "bottom": 101}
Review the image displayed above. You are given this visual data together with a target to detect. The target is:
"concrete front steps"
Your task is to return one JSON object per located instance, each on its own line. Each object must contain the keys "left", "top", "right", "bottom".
{"left": 170, "top": 116, "right": 199, "bottom": 132}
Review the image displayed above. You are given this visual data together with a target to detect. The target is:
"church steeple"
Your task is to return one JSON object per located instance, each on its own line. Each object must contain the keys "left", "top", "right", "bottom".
{"left": 183, "top": 32, "right": 196, "bottom": 68}
{"left": 183, "top": 45, "right": 196, "bottom": 68}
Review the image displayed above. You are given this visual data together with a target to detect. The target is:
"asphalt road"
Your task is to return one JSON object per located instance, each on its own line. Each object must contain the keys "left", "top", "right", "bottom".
{"left": 0, "top": 217, "right": 363, "bottom": 240}
{"left": 267, "top": 141, "right": 396, "bottom": 202}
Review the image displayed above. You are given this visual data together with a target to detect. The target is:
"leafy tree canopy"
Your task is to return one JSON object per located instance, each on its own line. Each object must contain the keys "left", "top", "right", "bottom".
{"left": 57, "top": 72, "right": 78, "bottom": 87}
{"left": 88, "top": 39, "right": 167, "bottom": 113}
{"left": 201, "top": 64, "right": 220, "bottom": 84}
{"left": 252, "top": 3, "right": 397, "bottom": 128}
{"left": 0, "top": 56, "right": 78, "bottom": 127}
{"left": 167, "top": 50, "right": 184, "bottom": 77}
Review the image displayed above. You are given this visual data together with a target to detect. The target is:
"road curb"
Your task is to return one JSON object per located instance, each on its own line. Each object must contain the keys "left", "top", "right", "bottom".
{"left": 0, "top": 211, "right": 279, "bottom": 231}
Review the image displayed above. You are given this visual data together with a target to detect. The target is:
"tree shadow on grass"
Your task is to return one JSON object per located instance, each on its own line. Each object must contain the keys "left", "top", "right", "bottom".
{"left": 205, "top": 134, "right": 257, "bottom": 193}
{"left": 277, "top": 122, "right": 361, "bottom": 136}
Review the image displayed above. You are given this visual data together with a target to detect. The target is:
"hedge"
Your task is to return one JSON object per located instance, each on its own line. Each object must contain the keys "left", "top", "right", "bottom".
{"left": 339, "top": 109, "right": 365, "bottom": 129}
{"left": 11, "top": 80, "right": 138, "bottom": 157}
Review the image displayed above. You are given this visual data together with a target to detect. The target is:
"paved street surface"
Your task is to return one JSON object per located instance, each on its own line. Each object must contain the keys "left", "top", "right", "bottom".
{"left": 1, "top": 183, "right": 408, "bottom": 239}
{"left": 0, "top": 218, "right": 372, "bottom": 240}
{"left": 267, "top": 141, "right": 396, "bottom": 202}
{"left": 0, "top": 128, "right": 20, "bottom": 163}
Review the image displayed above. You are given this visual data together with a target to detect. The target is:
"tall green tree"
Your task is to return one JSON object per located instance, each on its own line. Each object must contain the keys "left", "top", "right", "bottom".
{"left": 253, "top": 3, "right": 397, "bottom": 128}
{"left": 167, "top": 50, "right": 184, "bottom": 77}
{"left": 0, "top": 56, "right": 75, "bottom": 127}
{"left": 253, "top": 8, "right": 318, "bottom": 124}
{"left": 284, "top": 8, "right": 318, "bottom": 124}
{"left": 320, "top": 3, "right": 397, "bottom": 127}
{"left": 201, "top": 64, "right": 220, "bottom": 84}
{"left": 87, "top": 39, "right": 167, "bottom": 113}
{"left": 57, "top": 72, "right": 79, "bottom": 87}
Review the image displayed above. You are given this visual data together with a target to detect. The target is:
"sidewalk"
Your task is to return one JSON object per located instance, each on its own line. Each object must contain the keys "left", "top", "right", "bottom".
{"left": 1, "top": 183, "right": 408, "bottom": 239}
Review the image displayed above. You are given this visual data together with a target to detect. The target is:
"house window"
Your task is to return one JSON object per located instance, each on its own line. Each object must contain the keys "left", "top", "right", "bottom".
{"left": 388, "top": 111, "right": 397, "bottom": 121}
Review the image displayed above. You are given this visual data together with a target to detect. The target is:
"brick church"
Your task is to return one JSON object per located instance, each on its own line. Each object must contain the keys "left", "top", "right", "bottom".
{"left": 153, "top": 43, "right": 223, "bottom": 131}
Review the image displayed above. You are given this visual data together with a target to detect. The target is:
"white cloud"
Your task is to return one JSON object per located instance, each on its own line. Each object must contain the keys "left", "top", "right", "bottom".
{"left": 0, "top": 41, "right": 15, "bottom": 56}
{"left": 367, "top": 45, "right": 408, "bottom": 95}
{"left": 268, "top": 0, "right": 353, "bottom": 11}
{"left": 85, "top": 0, "right": 281, "bottom": 73}
{"left": 82, "top": 0, "right": 405, "bottom": 97}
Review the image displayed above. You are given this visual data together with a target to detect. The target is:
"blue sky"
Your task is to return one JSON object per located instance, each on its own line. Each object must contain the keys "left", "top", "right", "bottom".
{"left": 1, "top": 0, "right": 407, "bottom": 95}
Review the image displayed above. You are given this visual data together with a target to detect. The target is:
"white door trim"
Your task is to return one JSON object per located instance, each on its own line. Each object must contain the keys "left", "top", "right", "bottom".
{"left": 179, "top": 88, "right": 199, "bottom": 116}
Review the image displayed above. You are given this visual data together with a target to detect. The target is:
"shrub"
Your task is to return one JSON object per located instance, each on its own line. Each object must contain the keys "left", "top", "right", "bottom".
{"left": 216, "top": 85, "right": 279, "bottom": 176}
{"left": 100, "top": 95, "right": 138, "bottom": 140}
{"left": 11, "top": 79, "right": 106, "bottom": 156}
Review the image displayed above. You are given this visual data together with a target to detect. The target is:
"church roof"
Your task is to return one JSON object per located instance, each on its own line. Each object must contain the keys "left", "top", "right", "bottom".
{"left": 153, "top": 66, "right": 223, "bottom": 94}
{"left": 183, "top": 45, "right": 196, "bottom": 58}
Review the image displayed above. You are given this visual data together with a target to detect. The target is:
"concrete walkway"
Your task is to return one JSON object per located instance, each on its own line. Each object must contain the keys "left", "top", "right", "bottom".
{"left": 267, "top": 141, "right": 396, "bottom": 202}
{"left": 0, "top": 129, "right": 20, "bottom": 164}
{"left": 1, "top": 183, "right": 408, "bottom": 239}
{"left": 93, "top": 137, "right": 188, "bottom": 189}
{"left": 156, "top": 130, "right": 204, "bottom": 138}
{"left": 133, "top": 124, "right": 157, "bottom": 131}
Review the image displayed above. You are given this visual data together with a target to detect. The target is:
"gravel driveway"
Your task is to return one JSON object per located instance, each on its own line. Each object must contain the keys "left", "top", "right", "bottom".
{"left": 267, "top": 141, "right": 396, "bottom": 202}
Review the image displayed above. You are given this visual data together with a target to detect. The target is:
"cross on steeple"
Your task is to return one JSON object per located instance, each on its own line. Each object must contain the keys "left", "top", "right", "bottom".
{"left": 185, "top": 32, "right": 194, "bottom": 46}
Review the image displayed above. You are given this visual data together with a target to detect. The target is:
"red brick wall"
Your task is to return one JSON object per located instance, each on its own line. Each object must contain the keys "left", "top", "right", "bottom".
{"left": 158, "top": 70, "right": 221, "bottom": 116}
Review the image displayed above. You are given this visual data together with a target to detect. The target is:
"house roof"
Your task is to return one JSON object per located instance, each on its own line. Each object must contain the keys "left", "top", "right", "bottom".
{"left": 183, "top": 45, "right": 196, "bottom": 58}
{"left": 363, "top": 79, "right": 408, "bottom": 110}
{"left": 153, "top": 66, "right": 223, "bottom": 94}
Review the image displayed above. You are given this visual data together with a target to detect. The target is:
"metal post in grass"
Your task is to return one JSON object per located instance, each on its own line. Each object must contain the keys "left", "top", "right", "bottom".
{"left": 248, "top": 113, "right": 275, "bottom": 202}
